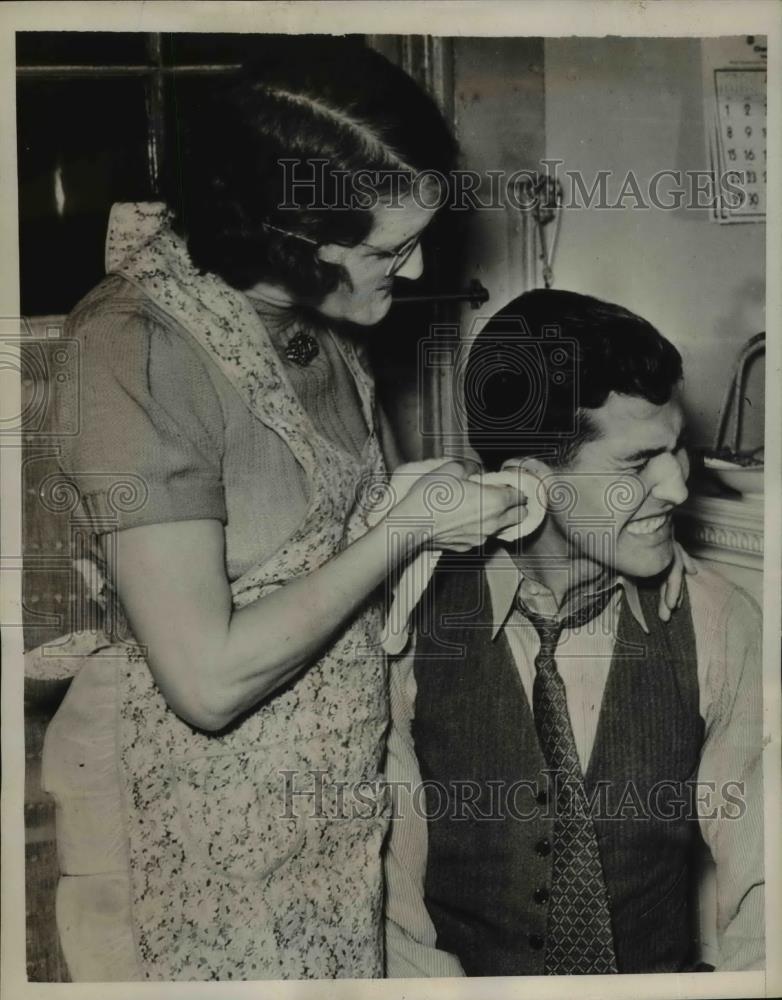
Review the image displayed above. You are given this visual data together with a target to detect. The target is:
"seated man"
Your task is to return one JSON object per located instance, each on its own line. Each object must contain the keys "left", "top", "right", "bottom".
{"left": 384, "top": 289, "right": 764, "bottom": 977}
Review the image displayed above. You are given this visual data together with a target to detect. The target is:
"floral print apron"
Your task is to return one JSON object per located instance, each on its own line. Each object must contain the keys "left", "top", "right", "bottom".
{"left": 68, "top": 205, "right": 389, "bottom": 979}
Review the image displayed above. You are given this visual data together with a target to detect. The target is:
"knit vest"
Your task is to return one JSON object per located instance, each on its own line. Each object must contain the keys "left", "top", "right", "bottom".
{"left": 412, "top": 555, "right": 704, "bottom": 976}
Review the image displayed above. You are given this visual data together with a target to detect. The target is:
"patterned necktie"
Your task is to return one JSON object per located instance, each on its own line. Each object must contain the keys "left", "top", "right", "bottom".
{"left": 522, "top": 589, "right": 619, "bottom": 974}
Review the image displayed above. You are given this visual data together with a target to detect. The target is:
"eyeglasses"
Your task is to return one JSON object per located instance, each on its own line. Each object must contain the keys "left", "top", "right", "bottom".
{"left": 262, "top": 222, "right": 422, "bottom": 278}
{"left": 368, "top": 233, "right": 422, "bottom": 277}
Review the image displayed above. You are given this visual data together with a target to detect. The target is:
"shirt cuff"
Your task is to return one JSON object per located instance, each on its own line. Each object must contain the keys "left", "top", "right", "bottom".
{"left": 78, "top": 475, "right": 227, "bottom": 533}
{"left": 385, "top": 919, "right": 465, "bottom": 979}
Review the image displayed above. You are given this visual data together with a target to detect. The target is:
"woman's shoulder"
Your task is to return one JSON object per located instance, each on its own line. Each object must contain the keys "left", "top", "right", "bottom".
{"left": 68, "top": 274, "right": 185, "bottom": 347}
{"left": 65, "top": 275, "right": 228, "bottom": 436}
{"left": 67, "top": 275, "right": 220, "bottom": 387}
{"left": 68, "top": 273, "right": 158, "bottom": 328}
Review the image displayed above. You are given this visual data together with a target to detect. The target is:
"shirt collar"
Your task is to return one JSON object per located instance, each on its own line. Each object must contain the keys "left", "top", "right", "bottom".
{"left": 485, "top": 546, "right": 650, "bottom": 640}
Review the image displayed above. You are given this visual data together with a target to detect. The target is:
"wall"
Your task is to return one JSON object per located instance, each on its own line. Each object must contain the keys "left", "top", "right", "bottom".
{"left": 452, "top": 36, "right": 546, "bottom": 312}
{"left": 448, "top": 36, "right": 545, "bottom": 454}
{"left": 544, "top": 36, "right": 766, "bottom": 449}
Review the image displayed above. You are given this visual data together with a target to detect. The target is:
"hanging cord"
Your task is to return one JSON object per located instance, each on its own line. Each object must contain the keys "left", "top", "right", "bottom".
{"left": 532, "top": 175, "right": 563, "bottom": 289}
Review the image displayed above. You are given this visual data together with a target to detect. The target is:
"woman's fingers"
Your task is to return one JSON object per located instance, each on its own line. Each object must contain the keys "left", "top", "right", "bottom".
{"left": 659, "top": 548, "right": 678, "bottom": 618}
{"left": 418, "top": 469, "right": 528, "bottom": 551}
{"left": 676, "top": 547, "right": 696, "bottom": 609}
{"left": 495, "top": 497, "right": 529, "bottom": 532}
{"left": 484, "top": 482, "right": 526, "bottom": 511}
{"left": 668, "top": 557, "right": 683, "bottom": 610}
{"left": 456, "top": 483, "right": 526, "bottom": 540}
{"left": 457, "top": 457, "right": 483, "bottom": 479}
{"left": 678, "top": 543, "right": 698, "bottom": 577}
{"left": 658, "top": 540, "right": 696, "bottom": 621}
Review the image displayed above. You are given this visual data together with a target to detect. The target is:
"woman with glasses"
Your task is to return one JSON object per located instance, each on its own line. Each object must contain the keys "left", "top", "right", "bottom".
{"left": 37, "top": 35, "right": 692, "bottom": 983}
{"left": 38, "top": 37, "right": 527, "bottom": 982}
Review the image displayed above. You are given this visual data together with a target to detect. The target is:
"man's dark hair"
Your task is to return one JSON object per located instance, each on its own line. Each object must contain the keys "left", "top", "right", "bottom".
{"left": 465, "top": 289, "right": 683, "bottom": 470}
{"left": 165, "top": 35, "right": 458, "bottom": 299}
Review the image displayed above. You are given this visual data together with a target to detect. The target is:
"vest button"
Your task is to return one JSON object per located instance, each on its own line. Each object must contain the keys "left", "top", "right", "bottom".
{"left": 529, "top": 933, "right": 545, "bottom": 950}
{"left": 534, "top": 838, "right": 551, "bottom": 856}
{"left": 533, "top": 887, "right": 550, "bottom": 904}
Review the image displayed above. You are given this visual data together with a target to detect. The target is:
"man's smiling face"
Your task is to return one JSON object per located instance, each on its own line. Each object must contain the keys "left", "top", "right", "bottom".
{"left": 540, "top": 391, "right": 690, "bottom": 580}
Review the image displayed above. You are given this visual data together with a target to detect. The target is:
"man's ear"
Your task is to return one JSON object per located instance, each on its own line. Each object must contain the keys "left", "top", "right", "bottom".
{"left": 316, "top": 243, "right": 348, "bottom": 266}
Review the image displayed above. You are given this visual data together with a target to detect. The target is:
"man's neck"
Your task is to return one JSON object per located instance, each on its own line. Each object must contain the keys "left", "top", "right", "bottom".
{"left": 509, "top": 532, "right": 614, "bottom": 610}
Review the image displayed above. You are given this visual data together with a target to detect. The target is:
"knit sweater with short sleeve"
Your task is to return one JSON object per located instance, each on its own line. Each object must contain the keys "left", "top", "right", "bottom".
{"left": 59, "top": 273, "right": 391, "bottom": 581}
{"left": 45, "top": 271, "right": 396, "bottom": 981}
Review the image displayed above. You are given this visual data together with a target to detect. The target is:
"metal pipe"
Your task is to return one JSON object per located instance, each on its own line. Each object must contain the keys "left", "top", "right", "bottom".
{"left": 393, "top": 279, "right": 489, "bottom": 309}
{"left": 712, "top": 331, "right": 765, "bottom": 453}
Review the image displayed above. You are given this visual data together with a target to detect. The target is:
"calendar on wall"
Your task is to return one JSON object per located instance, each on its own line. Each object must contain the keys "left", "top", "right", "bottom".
{"left": 703, "top": 37, "right": 767, "bottom": 224}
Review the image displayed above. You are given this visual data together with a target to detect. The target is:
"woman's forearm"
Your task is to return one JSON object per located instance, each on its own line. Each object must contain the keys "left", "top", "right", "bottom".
{"left": 110, "top": 514, "right": 427, "bottom": 732}
{"left": 109, "top": 462, "right": 524, "bottom": 731}
{"left": 207, "top": 517, "right": 418, "bottom": 726}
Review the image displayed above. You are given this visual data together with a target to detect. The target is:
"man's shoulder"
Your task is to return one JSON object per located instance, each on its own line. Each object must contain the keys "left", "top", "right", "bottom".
{"left": 415, "top": 552, "right": 491, "bottom": 627}
{"left": 430, "top": 551, "right": 491, "bottom": 586}
{"left": 686, "top": 558, "right": 762, "bottom": 634}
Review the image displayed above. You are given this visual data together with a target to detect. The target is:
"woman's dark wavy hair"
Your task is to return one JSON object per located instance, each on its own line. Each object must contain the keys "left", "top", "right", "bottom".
{"left": 466, "top": 289, "right": 683, "bottom": 470}
{"left": 165, "top": 36, "right": 458, "bottom": 298}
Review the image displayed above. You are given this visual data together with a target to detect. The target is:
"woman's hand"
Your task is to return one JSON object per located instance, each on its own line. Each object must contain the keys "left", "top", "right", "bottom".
{"left": 106, "top": 462, "right": 524, "bottom": 733}
{"left": 105, "top": 461, "right": 522, "bottom": 731}
{"left": 658, "top": 539, "right": 698, "bottom": 621}
{"left": 394, "top": 459, "right": 527, "bottom": 553}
